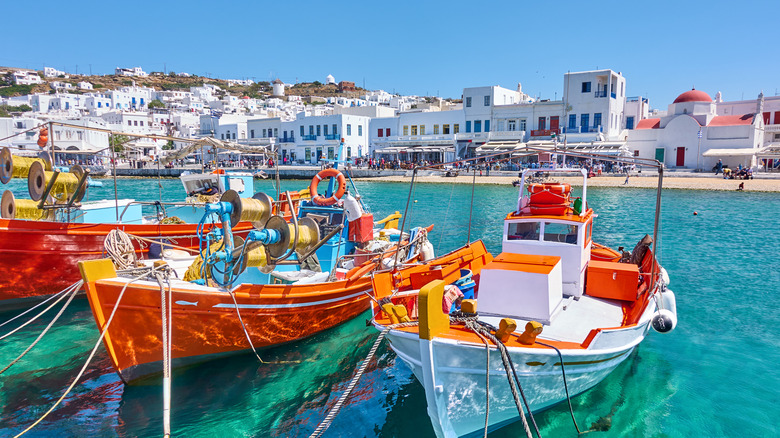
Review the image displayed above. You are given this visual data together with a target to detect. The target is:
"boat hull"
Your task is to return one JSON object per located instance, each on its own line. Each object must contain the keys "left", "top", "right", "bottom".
{"left": 0, "top": 218, "right": 252, "bottom": 305}
{"left": 382, "top": 317, "right": 652, "bottom": 438}
{"left": 84, "top": 275, "right": 372, "bottom": 382}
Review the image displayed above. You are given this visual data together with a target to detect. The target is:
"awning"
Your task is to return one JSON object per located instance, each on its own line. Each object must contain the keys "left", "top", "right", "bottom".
{"left": 702, "top": 147, "right": 765, "bottom": 157}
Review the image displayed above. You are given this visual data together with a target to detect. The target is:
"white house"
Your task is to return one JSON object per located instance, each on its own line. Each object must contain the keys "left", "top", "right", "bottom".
{"left": 11, "top": 70, "right": 43, "bottom": 85}
{"left": 78, "top": 81, "right": 94, "bottom": 90}
{"left": 44, "top": 67, "right": 68, "bottom": 78}
{"left": 115, "top": 67, "right": 148, "bottom": 77}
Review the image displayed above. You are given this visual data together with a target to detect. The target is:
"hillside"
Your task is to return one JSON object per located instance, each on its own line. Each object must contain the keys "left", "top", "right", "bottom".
{"left": 0, "top": 67, "right": 366, "bottom": 100}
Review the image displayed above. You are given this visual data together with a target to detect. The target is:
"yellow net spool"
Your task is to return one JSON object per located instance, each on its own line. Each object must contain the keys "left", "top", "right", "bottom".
{"left": 27, "top": 161, "right": 85, "bottom": 203}
{"left": 243, "top": 246, "right": 269, "bottom": 268}
{"left": 288, "top": 216, "right": 320, "bottom": 253}
{"left": 1, "top": 147, "right": 53, "bottom": 184}
{"left": 1, "top": 190, "right": 54, "bottom": 221}
{"left": 220, "top": 190, "right": 274, "bottom": 228}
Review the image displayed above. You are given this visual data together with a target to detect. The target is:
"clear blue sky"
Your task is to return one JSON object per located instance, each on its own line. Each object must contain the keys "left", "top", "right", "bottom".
{"left": 3, "top": 0, "right": 778, "bottom": 108}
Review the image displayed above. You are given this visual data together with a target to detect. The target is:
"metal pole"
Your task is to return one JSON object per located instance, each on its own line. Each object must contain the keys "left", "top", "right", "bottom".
{"left": 467, "top": 166, "right": 476, "bottom": 244}
{"left": 111, "top": 137, "right": 119, "bottom": 221}
{"left": 393, "top": 168, "right": 417, "bottom": 270}
{"left": 650, "top": 163, "right": 663, "bottom": 288}
{"left": 696, "top": 133, "right": 702, "bottom": 171}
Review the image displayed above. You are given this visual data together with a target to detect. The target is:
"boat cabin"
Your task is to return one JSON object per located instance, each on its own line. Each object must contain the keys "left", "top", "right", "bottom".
{"left": 478, "top": 169, "right": 594, "bottom": 324}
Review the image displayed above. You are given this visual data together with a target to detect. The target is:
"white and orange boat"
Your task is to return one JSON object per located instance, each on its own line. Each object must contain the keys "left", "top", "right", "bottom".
{"left": 371, "top": 167, "right": 678, "bottom": 437}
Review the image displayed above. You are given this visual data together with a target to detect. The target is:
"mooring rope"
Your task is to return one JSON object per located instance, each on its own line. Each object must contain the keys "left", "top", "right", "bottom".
{"left": 0, "top": 286, "right": 79, "bottom": 375}
{"left": 536, "top": 341, "right": 587, "bottom": 435}
{"left": 460, "top": 318, "right": 536, "bottom": 438}
{"left": 309, "top": 321, "right": 419, "bottom": 438}
{"left": 0, "top": 281, "right": 80, "bottom": 330}
{"left": 472, "top": 328, "right": 492, "bottom": 438}
{"left": 15, "top": 266, "right": 163, "bottom": 437}
{"left": 155, "top": 272, "right": 173, "bottom": 437}
{"left": 0, "top": 281, "right": 82, "bottom": 341}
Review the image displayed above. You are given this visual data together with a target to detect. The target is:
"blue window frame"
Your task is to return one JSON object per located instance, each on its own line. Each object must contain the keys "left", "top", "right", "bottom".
{"left": 593, "top": 113, "right": 602, "bottom": 128}
{"left": 569, "top": 114, "right": 576, "bottom": 129}
{"left": 316, "top": 125, "right": 321, "bottom": 136}
{"left": 580, "top": 114, "right": 589, "bottom": 129}
{"left": 300, "top": 126, "right": 304, "bottom": 137}
{"left": 484, "top": 120, "right": 490, "bottom": 132}
{"left": 581, "top": 82, "right": 591, "bottom": 93}
{"left": 626, "top": 116, "right": 634, "bottom": 130}
{"left": 474, "top": 120, "right": 481, "bottom": 133}
{"left": 466, "top": 121, "right": 472, "bottom": 133}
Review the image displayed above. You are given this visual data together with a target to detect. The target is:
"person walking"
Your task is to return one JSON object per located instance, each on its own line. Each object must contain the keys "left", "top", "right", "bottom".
{"left": 715, "top": 159, "right": 723, "bottom": 175}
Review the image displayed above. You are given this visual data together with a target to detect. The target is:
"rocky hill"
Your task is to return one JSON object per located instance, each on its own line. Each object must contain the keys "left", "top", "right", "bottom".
{"left": 0, "top": 66, "right": 366, "bottom": 100}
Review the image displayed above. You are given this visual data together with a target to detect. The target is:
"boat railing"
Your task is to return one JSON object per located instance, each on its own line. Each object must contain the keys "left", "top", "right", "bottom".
{"left": 118, "top": 200, "right": 209, "bottom": 222}
{"left": 517, "top": 167, "right": 588, "bottom": 216}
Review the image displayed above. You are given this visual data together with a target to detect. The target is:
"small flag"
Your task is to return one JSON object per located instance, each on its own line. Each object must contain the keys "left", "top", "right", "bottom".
{"left": 697, "top": 129, "right": 702, "bottom": 139}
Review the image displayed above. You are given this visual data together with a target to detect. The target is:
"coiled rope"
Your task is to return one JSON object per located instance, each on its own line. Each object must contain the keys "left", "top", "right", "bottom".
{"left": 309, "top": 321, "right": 419, "bottom": 438}
{"left": 0, "top": 281, "right": 82, "bottom": 341}
{"left": 0, "top": 283, "right": 80, "bottom": 375}
{"left": 15, "top": 266, "right": 165, "bottom": 437}
{"left": 104, "top": 229, "right": 138, "bottom": 270}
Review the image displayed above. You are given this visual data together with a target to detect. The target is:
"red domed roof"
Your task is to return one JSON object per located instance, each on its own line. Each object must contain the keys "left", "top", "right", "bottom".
{"left": 673, "top": 89, "right": 712, "bottom": 104}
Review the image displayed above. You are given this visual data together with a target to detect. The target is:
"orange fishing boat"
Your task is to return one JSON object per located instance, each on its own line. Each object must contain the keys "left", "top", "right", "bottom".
{"left": 0, "top": 156, "right": 261, "bottom": 307}
{"left": 76, "top": 163, "right": 449, "bottom": 382}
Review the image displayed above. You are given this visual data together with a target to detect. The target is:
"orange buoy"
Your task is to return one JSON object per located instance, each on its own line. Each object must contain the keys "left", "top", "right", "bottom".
{"left": 309, "top": 168, "right": 346, "bottom": 206}
{"left": 37, "top": 127, "right": 48, "bottom": 149}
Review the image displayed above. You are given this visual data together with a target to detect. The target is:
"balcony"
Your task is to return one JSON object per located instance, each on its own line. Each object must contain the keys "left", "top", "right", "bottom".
{"left": 594, "top": 90, "right": 607, "bottom": 98}
{"left": 562, "top": 125, "right": 603, "bottom": 134}
{"left": 279, "top": 136, "right": 295, "bottom": 143}
{"left": 302, "top": 135, "right": 317, "bottom": 141}
{"left": 325, "top": 134, "right": 340, "bottom": 140}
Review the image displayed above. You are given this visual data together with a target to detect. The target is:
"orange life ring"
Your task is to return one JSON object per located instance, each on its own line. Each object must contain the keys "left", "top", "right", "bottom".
{"left": 37, "top": 127, "right": 48, "bottom": 148}
{"left": 310, "top": 168, "right": 346, "bottom": 206}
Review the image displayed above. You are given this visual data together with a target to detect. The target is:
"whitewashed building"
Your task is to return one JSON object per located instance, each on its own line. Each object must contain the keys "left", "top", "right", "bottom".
{"left": 44, "top": 67, "right": 68, "bottom": 78}
{"left": 626, "top": 89, "right": 762, "bottom": 170}
{"left": 11, "top": 70, "right": 43, "bottom": 85}
{"left": 115, "top": 67, "right": 148, "bottom": 77}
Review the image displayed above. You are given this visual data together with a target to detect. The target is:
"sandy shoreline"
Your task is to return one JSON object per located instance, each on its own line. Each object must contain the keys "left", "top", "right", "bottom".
{"left": 358, "top": 174, "right": 780, "bottom": 192}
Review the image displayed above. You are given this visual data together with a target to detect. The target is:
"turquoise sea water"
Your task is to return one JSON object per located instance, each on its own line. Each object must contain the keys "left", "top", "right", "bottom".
{"left": 1, "top": 177, "right": 779, "bottom": 437}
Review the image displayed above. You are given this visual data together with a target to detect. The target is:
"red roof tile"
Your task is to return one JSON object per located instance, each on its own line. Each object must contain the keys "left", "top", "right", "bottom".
{"left": 708, "top": 114, "right": 754, "bottom": 126}
{"left": 635, "top": 118, "right": 660, "bottom": 129}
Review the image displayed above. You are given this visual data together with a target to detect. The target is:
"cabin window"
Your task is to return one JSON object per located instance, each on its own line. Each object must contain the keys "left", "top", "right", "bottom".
{"left": 543, "top": 222, "right": 578, "bottom": 244}
{"left": 507, "top": 222, "right": 540, "bottom": 241}
{"left": 584, "top": 221, "right": 592, "bottom": 247}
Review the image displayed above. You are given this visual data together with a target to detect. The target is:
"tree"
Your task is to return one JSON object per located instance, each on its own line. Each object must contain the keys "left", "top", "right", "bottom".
{"left": 162, "top": 140, "right": 175, "bottom": 150}
{"left": 110, "top": 134, "right": 130, "bottom": 153}
{"left": 147, "top": 99, "right": 165, "bottom": 109}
